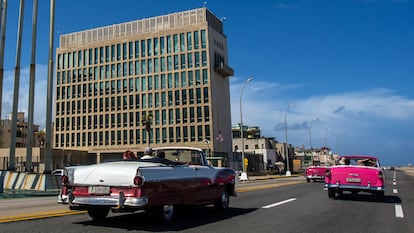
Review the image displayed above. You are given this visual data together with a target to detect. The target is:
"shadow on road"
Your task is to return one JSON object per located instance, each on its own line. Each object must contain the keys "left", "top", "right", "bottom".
{"left": 75, "top": 206, "right": 257, "bottom": 231}
{"left": 333, "top": 193, "right": 402, "bottom": 204}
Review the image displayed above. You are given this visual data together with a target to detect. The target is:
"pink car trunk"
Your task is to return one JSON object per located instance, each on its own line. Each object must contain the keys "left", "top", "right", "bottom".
{"left": 305, "top": 166, "right": 326, "bottom": 182}
{"left": 306, "top": 167, "right": 326, "bottom": 177}
{"left": 326, "top": 166, "right": 385, "bottom": 189}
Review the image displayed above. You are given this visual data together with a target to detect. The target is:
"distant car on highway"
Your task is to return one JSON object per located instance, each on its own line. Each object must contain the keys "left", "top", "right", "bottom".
{"left": 58, "top": 146, "right": 237, "bottom": 222}
{"left": 325, "top": 155, "right": 385, "bottom": 199}
{"left": 305, "top": 166, "right": 326, "bottom": 182}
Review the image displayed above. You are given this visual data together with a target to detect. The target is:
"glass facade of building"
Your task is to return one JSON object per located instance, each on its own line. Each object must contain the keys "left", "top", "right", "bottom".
{"left": 54, "top": 8, "right": 233, "bottom": 157}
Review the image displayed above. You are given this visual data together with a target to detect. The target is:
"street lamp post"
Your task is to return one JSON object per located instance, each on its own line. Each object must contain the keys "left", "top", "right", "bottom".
{"left": 240, "top": 76, "right": 253, "bottom": 179}
{"left": 284, "top": 103, "right": 295, "bottom": 176}
{"left": 324, "top": 127, "right": 330, "bottom": 166}
{"left": 308, "top": 118, "right": 318, "bottom": 166}
{"left": 309, "top": 118, "right": 318, "bottom": 149}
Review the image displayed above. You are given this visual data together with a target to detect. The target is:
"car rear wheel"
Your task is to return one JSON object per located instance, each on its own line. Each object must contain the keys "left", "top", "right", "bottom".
{"left": 214, "top": 189, "right": 229, "bottom": 211}
{"left": 375, "top": 191, "right": 384, "bottom": 200}
{"left": 149, "top": 204, "right": 175, "bottom": 223}
{"left": 328, "top": 188, "right": 336, "bottom": 198}
{"left": 87, "top": 206, "right": 110, "bottom": 221}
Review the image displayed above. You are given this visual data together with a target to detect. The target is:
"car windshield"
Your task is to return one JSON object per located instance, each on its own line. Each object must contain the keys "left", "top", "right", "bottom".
{"left": 158, "top": 148, "right": 204, "bottom": 165}
{"left": 346, "top": 157, "right": 378, "bottom": 167}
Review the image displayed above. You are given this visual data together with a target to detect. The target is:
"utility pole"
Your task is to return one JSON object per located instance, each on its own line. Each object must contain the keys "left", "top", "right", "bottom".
{"left": 26, "top": 0, "right": 38, "bottom": 172}
{"left": 8, "top": 0, "right": 25, "bottom": 171}
{"left": 44, "top": 0, "right": 55, "bottom": 174}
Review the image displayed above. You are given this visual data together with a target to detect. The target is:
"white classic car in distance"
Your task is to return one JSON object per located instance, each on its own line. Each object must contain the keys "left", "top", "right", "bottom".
{"left": 58, "top": 147, "right": 237, "bottom": 222}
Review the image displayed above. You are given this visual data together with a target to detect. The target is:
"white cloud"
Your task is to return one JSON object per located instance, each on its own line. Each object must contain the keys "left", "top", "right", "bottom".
{"left": 1, "top": 64, "right": 49, "bottom": 128}
{"left": 232, "top": 79, "right": 414, "bottom": 135}
{"left": 297, "top": 89, "right": 414, "bottom": 121}
{"left": 231, "top": 78, "right": 414, "bottom": 165}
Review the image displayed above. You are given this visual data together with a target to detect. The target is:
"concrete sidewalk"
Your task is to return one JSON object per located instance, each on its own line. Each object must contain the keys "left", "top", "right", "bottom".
{"left": 239, "top": 173, "right": 303, "bottom": 181}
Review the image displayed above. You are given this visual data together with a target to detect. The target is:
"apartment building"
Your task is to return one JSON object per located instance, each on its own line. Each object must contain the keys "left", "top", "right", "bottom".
{"left": 0, "top": 112, "right": 42, "bottom": 171}
{"left": 0, "top": 112, "right": 40, "bottom": 148}
{"left": 54, "top": 7, "right": 234, "bottom": 163}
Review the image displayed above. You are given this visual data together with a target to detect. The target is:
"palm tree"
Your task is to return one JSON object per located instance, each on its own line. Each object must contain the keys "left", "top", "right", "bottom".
{"left": 36, "top": 130, "right": 46, "bottom": 148}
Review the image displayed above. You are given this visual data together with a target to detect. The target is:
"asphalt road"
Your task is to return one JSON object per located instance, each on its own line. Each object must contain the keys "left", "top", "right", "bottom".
{"left": 0, "top": 170, "right": 412, "bottom": 233}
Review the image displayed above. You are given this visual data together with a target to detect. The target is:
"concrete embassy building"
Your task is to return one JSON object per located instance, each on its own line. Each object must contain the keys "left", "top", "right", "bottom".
{"left": 54, "top": 7, "right": 234, "bottom": 164}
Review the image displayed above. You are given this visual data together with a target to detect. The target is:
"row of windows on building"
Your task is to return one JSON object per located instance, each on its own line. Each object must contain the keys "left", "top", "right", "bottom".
{"left": 57, "top": 30, "right": 207, "bottom": 70}
{"left": 56, "top": 69, "right": 209, "bottom": 100}
{"left": 55, "top": 104, "right": 211, "bottom": 131}
{"left": 55, "top": 124, "right": 212, "bottom": 147}
{"left": 55, "top": 87, "right": 210, "bottom": 115}
{"left": 57, "top": 51, "right": 209, "bottom": 84}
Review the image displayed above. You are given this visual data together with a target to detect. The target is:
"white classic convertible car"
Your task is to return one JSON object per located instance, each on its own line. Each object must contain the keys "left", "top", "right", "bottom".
{"left": 58, "top": 147, "right": 237, "bottom": 222}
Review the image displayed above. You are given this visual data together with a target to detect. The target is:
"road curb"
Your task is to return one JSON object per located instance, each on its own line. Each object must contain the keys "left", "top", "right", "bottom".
{"left": 0, "top": 189, "right": 60, "bottom": 199}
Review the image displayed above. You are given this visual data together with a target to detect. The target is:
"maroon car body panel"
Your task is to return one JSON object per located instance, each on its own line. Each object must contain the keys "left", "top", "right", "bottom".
{"left": 59, "top": 147, "right": 237, "bottom": 215}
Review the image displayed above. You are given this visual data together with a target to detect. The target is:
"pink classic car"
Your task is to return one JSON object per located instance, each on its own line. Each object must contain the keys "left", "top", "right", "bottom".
{"left": 305, "top": 166, "right": 326, "bottom": 182}
{"left": 325, "top": 155, "right": 385, "bottom": 199}
{"left": 58, "top": 147, "right": 237, "bottom": 222}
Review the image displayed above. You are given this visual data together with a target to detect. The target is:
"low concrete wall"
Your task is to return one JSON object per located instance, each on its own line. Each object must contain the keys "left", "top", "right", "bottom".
{"left": 0, "top": 170, "right": 60, "bottom": 191}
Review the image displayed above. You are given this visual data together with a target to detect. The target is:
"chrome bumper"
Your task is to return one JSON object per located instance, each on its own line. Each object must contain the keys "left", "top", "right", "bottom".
{"left": 68, "top": 191, "right": 148, "bottom": 208}
{"left": 307, "top": 175, "right": 324, "bottom": 179}
{"left": 325, "top": 183, "right": 385, "bottom": 191}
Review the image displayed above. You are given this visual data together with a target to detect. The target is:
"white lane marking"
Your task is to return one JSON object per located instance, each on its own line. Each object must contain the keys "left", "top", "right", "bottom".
{"left": 262, "top": 198, "right": 297, "bottom": 209}
{"left": 393, "top": 189, "right": 398, "bottom": 194}
{"left": 395, "top": 204, "right": 404, "bottom": 218}
{"left": 393, "top": 182, "right": 397, "bottom": 185}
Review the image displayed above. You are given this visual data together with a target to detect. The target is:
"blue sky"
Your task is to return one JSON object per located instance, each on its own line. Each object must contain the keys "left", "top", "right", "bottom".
{"left": 1, "top": 0, "right": 413, "bottom": 166}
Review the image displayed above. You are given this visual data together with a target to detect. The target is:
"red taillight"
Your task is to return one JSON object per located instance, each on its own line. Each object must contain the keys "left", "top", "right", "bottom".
{"left": 133, "top": 175, "right": 144, "bottom": 187}
{"left": 61, "top": 175, "right": 69, "bottom": 185}
{"left": 378, "top": 171, "right": 384, "bottom": 181}
{"left": 325, "top": 169, "right": 331, "bottom": 177}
